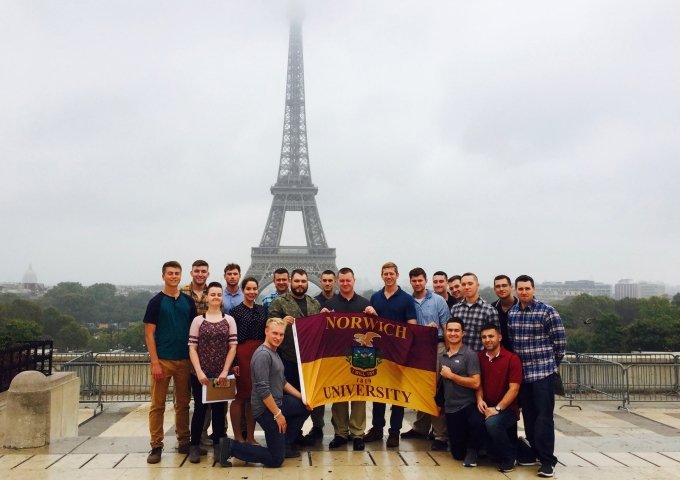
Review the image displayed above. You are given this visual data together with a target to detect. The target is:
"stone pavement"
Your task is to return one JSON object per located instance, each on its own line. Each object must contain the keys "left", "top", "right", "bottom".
{"left": 2, "top": 399, "right": 680, "bottom": 479}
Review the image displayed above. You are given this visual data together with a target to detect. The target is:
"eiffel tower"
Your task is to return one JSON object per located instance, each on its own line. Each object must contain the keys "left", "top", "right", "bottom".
{"left": 245, "top": 20, "right": 337, "bottom": 290}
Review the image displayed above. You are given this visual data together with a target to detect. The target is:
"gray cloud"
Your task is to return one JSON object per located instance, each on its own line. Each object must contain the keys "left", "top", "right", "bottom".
{"left": 1, "top": 1, "right": 678, "bottom": 288}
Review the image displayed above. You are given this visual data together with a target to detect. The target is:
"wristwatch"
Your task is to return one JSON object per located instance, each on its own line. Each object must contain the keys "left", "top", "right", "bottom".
{"left": 494, "top": 405, "right": 502, "bottom": 412}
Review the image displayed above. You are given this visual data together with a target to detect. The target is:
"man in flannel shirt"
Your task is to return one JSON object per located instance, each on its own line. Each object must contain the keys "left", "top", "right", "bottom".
{"left": 450, "top": 272, "right": 499, "bottom": 352}
{"left": 181, "top": 260, "right": 210, "bottom": 315}
{"left": 507, "top": 274, "right": 566, "bottom": 478}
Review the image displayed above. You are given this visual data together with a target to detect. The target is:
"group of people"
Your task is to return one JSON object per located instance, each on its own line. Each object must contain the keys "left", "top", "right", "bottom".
{"left": 143, "top": 260, "right": 566, "bottom": 477}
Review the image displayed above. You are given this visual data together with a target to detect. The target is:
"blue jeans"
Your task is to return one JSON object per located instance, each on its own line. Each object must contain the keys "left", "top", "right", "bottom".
{"left": 230, "top": 395, "right": 310, "bottom": 467}
{"left": 371, "top": 402, "right": 404, "bottom": 433}
{"left": 484, "top": 409, "right": 518, "bottom": 465}
{"left": 519, "top": 373, "right": 557, "bottom": 466}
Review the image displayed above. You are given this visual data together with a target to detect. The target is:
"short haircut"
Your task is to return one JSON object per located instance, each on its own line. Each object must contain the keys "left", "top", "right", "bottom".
{"left": 381, "top": 261, "right": 398, "bottom": 274}
{"left": 192, "top": 259, "right": 209, "bottom": 268}
{"left": 207, "top": 281, "right": 223, "bottom": 290}
{"left": 446, "top": 317, "right": 465, "bottom": 330}
{"left": 409, "top": 267, "right": 427, "bottom": 279}
{"left": 273, "top": 267, "right": 289, "bottom": 277}
{"left": 338, "top": 267, "right": 354, "bottom": 276}
{"left": 224, "top": 263, "right": 241, "bottom": 274}
{"left": 433, "top": 270, "right": 447, "bottom": 278}
{"left": 266, "top": 317, "right": 287, "bottom": 329}
{"left": 494, "top": 274, "right": 512, "bottom": 286}
{"left": 321, "top": 269, "right": 336, "bottom": 277}
{"left": 515, "top": 274, "right": 535, "bottom": 287}
{"left": 448, "top": 275, "right": 461, "bottom": 282}
{"left": 480, "top": 323, "right": 500, "bottom": 334}
{"left": 241, "top": 276, "right": 259, "bottom": 289}
{"left": 461, "top": 272, "right": 478, "bottom": 282}
{"left": 162, "top": 261, "right": 182, "bottom": 274}
{"left": 291, "top": 268, "right": 308, "bottom": 278}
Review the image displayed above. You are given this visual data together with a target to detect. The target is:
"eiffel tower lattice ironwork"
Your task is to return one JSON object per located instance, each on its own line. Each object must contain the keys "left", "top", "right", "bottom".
{"left": 245, "top": 20, "right": 337, "bottom": 290}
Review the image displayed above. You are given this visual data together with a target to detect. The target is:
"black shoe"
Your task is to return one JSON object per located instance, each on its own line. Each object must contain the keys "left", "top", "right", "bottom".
{"left": 364, "top": 427, "right": 384, "bottom": 443}
{"left": 189, "top": 445, "right": 201, "bottom": 464}
{"left": 463, "top": 449, "right": 478, "bottom": 467}
{"left": 538, "top": 462, "right": 554, "bottom": 477}
{"left": 353, "top": 437, "right": 365, "bottom": 451}
{"left": 177, "top": 444, "right": 207, "bottom": 455}
{"left": 498, "top": 460, "right": 516, "bottom": 473}
{"left": 147, "top": 447, "right": 162, "bottom": 464}
{"left": 285, "top": 445, "right": 301, "bottom": 458}
{"left": 329, "top": 435, "right": 348, "bottom": 449}
{"left": 400, "top": 428, "right": 427, "bottom": 439}
{"left": 294, "top": 430, "right": 306, "bottom": 446}
{"left": 303, "top": 426, "right": 324, "bottom": 443}
{"left": 386, "top": 430, "right": 400, "bottom": 448}
{"left": 518, "top": 458, "right": 541, "bottom": 466}
{"left": 430, "top": 439, "right": 448, "bottom": 451}
{"left": 218, "top": 437, "right": 233, "bottom": 467}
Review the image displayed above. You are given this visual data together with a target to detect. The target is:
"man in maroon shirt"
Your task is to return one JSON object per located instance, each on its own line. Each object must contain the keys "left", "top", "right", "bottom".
{"left": 476, "top": 323, "right": 522, "bottom": 473}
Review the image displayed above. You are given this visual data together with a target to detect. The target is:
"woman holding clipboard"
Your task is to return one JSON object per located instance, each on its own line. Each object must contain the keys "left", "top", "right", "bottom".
{"left": 188, "top": 281, "right": 237, "bottom": 463}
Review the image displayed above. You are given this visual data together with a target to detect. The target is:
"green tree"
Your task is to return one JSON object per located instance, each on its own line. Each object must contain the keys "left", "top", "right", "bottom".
{"left": 590, "top": 313, "right": 625, "bottom": 352}
{"left": 614, "top": 297, "right": 641, "bottom": 325}
{"left": 118, "top": 322, "right": 146, "bottom": 351}
{"left": 41, "top": 307, "right": 74, "bottom": 338}
{"left": 0, "top": 299, "right": 43, "bottom": 324}
{"left": 559, "top": 294, "right": 615, "bottom": 329}
{"left": 639, "top": 297, "right": 678, "bottom": 322}
{"left": 672, "top": 292, "right": 680, "bottom": 309}
{"left": 55, "top": 321, "right": 91, "bottom": 351}
{"left": 41, "top": 282, "right": 92, "bottom": 324}
{"left": 566, "top": 329, "right": 592, "bottom": 353}
{"left": 625, "top": 316, "right": 680, "bottom": 351}
{"left": 0, "top": 319, "right": 44, "bottom": 347}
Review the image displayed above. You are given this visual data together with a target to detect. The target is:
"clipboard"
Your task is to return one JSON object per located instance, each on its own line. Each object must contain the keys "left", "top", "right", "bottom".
{"left": 201, "top": 375, "right": 237, "bottom": 403}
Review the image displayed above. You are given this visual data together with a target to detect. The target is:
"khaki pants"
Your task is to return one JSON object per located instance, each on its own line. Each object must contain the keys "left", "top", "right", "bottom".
{"left": 412, "top": 341, "right": 448, "bottom": 441}
{"left": 331, "top": 401, "right": 366, "bottom": 438}
{"left": 149, "top": 359, "right": 191, "bottom": 448}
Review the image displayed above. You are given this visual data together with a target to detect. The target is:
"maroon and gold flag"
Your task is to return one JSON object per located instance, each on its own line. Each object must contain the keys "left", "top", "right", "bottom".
{"left": 292, "top": 312, "right": 439, "bottom": 416}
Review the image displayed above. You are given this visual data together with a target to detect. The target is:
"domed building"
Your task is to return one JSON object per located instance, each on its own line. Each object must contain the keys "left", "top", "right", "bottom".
{"left": 21, "top": 264, "right": 46, "bottom": 295}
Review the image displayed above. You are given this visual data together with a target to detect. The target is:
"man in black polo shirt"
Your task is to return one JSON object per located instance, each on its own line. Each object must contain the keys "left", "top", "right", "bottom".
{"left": 364, "top": 261, "right": 417, "bottom": 448}
{"left": 322, "top": 267, "right": 372, "bottom": 451}
{"left": 490, "top": 274, "right": 518, "bottom": 352}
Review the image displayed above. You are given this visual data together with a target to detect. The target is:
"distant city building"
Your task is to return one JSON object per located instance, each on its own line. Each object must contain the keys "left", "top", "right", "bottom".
{"left": 536, "top": 280, "right": 613, "bottom": 302}
{"left": 614, "top": 279, "right": 666, "bottom": 300}
{"left": 639, "top": 282, "right": 666, "bottom": 298}
{"left": 0, "top": 264, "right": 46, "bottom": 297}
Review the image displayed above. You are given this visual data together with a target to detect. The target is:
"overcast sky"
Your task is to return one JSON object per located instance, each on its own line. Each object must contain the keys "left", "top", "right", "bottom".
{"left": 1, "top": 0, "right": 679, "bottom": 290}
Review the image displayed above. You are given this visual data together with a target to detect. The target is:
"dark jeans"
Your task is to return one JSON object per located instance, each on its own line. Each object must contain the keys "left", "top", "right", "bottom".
{"left": 190, "top": 374, "right": 226, "bottom": 446}
{"left": 230, "top": 394, "right": 310, "bottom": 468}
{"left": 371, "top": 402, "right": 404, "bottom": 433}
{"left": 445, "top": 403, "right": 485, "bottom": 460}
{"left": 484, "top": 409, "right": 518, "bottom": 465}
{"left": 519, "top": 373, "right": 557, "bottom": 466}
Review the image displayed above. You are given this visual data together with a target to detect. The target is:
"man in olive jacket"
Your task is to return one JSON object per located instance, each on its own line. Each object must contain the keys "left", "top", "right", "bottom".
{"left": 267, "top": 268, "right": 321, "bottom": 391}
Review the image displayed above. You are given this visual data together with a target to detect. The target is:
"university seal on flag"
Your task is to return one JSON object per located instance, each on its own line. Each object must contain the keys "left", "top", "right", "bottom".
{"left": 348, "top": 332, "right": 382, "bottom": 377}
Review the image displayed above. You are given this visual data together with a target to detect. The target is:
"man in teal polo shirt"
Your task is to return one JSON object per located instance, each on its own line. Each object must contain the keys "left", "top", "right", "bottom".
{"left": 144, "top": 261, "right": 197, "bottom": 464}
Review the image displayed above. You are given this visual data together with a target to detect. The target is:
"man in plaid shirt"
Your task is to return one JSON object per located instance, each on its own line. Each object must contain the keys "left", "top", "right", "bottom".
{"left": 450, "top": 272, "right": 499, "bottom": 352}
{"left": 508, "top": 275, "right": 566, "bottom": 478}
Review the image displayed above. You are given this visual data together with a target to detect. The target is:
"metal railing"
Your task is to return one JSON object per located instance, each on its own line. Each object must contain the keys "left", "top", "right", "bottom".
{"left": 0, "top": 340, "right": 53, "bottom": 393}
{"left": 50, "top": 351, "right": 679, "bottom": 413}
{"left": 53, "top": 352, "right": 176, "bottom": 413}
{"left": 559, "top": 352, "right": 680, "bottom": 409}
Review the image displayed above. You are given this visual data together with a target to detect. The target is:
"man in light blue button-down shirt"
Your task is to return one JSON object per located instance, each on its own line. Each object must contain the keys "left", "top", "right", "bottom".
{"left": 400, "top": 267, "right": 450, "bottom": 451}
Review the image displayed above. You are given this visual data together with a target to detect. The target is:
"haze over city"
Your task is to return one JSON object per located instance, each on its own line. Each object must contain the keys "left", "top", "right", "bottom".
{"left": 2, "top": 1, "right": 678, "bottom": 288}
